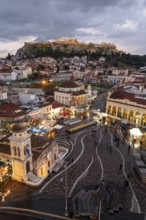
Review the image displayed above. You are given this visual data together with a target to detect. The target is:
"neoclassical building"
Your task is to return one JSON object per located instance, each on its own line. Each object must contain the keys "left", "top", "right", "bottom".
{"left": 54, "top": 81, "right": 88, "bottom": 107}
{"left": 106, "top": 87, "right": 146, "bottom": 127}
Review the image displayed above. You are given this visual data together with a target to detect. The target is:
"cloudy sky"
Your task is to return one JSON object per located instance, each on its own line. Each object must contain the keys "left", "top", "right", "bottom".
{"left": 0, "top": 0, "right": 146, "bottom": 57}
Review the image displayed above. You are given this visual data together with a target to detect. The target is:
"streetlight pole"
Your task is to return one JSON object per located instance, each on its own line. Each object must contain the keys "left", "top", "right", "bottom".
{"left": 98, "top": 200, "right": 101, "bottom": 220}
{"left": 64, "top": 162, "right": 68, "bottom": 217}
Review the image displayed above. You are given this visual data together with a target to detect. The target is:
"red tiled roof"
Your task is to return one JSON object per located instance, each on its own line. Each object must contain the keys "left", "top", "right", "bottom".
{"left": 52, "top": 103, "right": 64, "bottom": 109}
{"left": 0, "top": 103, "right": 26, "bottom": 118}
{"left": 46, "top": 97, "right": 54, "bottom": 103}
{"left": 110, "top": 90, "right": 146, "bottom": 105}
{"left": 0, "top": 71, "right": 12, "bottom": 74}
{"left": 133, "top": 77, "right": 145, "bottom": 83}
{"left": 60, "top": 81, "right": 79, "bottom": 88}
{"left": 125, "top": 81, "right": 132, "bottom": 86}
{"left": 39, "top": 102, "right": 52, "bottom": 108}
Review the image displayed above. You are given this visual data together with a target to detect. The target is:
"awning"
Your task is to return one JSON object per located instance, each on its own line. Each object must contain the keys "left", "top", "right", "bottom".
{"left": 130, "top": 128, "right": 142, "bottom": 136}
{"left": 60, "top": 112, "right": 69, "bottom": 116}
{"left": 29, "top": 111, "right": 45, "bottom": 120}
{"left": 53, "top": 124, "right": 63, "bottom": 129}
{"left": 121, "top": 121, "right": 128, "bottom": 124}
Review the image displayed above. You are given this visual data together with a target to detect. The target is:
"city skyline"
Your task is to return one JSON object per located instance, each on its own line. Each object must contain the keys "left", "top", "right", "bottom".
{"left": 0, "top": 0, "right": 146, "bottom": 57}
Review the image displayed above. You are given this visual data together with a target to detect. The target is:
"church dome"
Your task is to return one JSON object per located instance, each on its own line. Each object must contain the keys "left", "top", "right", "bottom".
{"left": 12, "top": 123, "right": 27, "bottom": 133}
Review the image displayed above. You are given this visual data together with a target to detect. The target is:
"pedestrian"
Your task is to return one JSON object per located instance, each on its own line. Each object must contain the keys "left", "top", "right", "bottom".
{"left": 127, "top": 174, "right": 130, "bottom": 179}
{"left": 123, "top": 137, "right": 125, "bottom": 144}
{"left": 124, "top": 179, "right": 129, "bottom": 188}
{"left": 109, "top": 146, "right": 112, "bottom": 154}
{"left": 126, "top": 180, "right": 129, "bottom": 187}
{"left": 128, "top": 145, "right": 131, "bottom": 153}
{"left": 119, "top": 163, "right": 122, "bottom": 171}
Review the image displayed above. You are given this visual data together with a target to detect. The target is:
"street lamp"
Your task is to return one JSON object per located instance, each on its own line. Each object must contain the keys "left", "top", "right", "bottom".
{"left": 42, "top": 80, "right": 46, "bottom": 85}
{"left": 64, "top": 162, "right": 68, "bottom": 217}
{"left": 98, "top": 200, "right": 101, "bottom": 220}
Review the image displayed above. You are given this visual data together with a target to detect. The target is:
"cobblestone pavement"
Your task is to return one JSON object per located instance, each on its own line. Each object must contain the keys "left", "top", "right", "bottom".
{"left": 2, "top": 124, "right": 146, "bottom": 214}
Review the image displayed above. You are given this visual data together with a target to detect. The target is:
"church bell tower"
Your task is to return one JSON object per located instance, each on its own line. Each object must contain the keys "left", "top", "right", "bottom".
{"left": 9, "top": 123, "right": 33, "bottom": 182}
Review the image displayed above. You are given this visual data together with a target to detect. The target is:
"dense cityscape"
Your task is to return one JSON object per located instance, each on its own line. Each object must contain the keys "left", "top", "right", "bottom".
{"left": 1, "top": 1, "right": 146, "bottom": 220}
{"left": 0, "top": 41, "right": 145, "bottom": 220}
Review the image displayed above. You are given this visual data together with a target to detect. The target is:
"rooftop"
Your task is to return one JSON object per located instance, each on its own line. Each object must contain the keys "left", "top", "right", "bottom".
{"left": 0, "top": 103, "right": 26, "bottom": 118}
{"left": 59, "top": 81, "right": 80, "bottom": 88}
{"left": 109, "top": 90, "right": 146, "bottom": 106}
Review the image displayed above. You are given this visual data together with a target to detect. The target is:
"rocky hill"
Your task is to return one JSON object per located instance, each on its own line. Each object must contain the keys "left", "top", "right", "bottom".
{"left": 16, "top": 39, "right": 146, "bottom": 67}
{"left": 16, "top": 38, "right": 123, "bottom": 59}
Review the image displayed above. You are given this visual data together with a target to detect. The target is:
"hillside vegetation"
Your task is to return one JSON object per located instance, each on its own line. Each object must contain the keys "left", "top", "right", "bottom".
{"left": 16, "top": 39, "right": 146, "bottom": 67}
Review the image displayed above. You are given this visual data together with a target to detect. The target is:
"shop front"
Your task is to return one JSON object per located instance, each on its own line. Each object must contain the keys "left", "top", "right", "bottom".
{"left": 129, "top": 128, "right": 142, "bottom": 149}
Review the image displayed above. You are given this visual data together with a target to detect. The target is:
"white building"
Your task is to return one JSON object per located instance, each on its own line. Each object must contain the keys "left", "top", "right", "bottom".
{"left": 73, "top": 70, "right": 85, "bottom": 80}
{"left": 0, "top": 71, "right": 17, "bottom": 81}
{"left": 0, "top": 87, "right": 7, "bottom": 100}
{"left": 19, "top": 93, "right": 36, "bottom": 105}
{"left": 99, "top": 57, "right": 105, "bottom": 62}
{"left": 59, "top": 71, "right": 73, "bottom": 81}
{"left": 108, "top": 75, "right": 125, "bottom": 85}
{"left": 54, "top": 81, "right": 88, "bottom": 107}
{"left": 111, "top": 68, "right": 129, "bottom": 75}
{"left": 14, "top": 66, "right": 32, "bottom": 80}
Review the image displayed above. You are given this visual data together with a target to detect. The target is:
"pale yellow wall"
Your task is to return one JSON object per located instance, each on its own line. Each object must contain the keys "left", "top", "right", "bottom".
{"left": 106, "top": 98, "right": 146, "bottom": 126}
{"left": 39, "top": 104, "right": 52, "bottom": 115}
{"left": 54, "top": 91, "right": 71, "bottom": 105}
{"left": 12, "top": 160, "right": 27, "bottom": 181}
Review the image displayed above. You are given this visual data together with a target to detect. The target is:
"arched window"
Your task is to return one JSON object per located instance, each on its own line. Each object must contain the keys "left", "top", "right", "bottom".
{"left": 26, "top": 161, "right": 30, "bottom": 173}
{"left": 24, "top": 146, "right": 27, "bottom": 155}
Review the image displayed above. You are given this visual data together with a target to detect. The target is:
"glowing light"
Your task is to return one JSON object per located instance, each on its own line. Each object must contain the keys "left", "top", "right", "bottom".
{"left": 130, "top": 128, "right": 142, "bottom": 136}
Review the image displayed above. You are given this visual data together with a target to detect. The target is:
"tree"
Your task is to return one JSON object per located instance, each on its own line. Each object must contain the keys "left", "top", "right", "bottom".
{"left": 7, "top": 53, "right": 11, "bottom": 60}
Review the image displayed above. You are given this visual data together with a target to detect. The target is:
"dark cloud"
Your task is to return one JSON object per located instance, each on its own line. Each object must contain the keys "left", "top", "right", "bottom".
{"left": 0, "top": 0, "right": 145, "bottom": 56}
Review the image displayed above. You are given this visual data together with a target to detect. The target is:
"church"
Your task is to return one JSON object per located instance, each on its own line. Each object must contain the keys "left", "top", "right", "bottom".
{"left": 0, "top": 123, "right": 68, "bottom": 186}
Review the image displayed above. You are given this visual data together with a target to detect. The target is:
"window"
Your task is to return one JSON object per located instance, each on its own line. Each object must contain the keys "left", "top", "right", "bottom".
{"left": 24, "top": 146, "right": 27, "bottom": 155}
{"left": 15, "top": 109, "right": 22, "bottom": 113}
{"left": 14, "top": 147, "right": 17, "bottom": 155}
{"left": 17, "top": 148, "right": 20, "bottom": 157}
